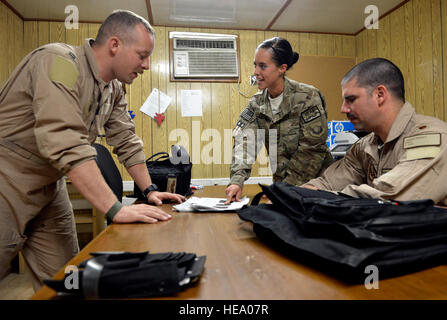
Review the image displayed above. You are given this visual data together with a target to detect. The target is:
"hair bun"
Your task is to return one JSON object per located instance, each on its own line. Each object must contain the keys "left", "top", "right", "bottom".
{"left": 291, "top": 52, "right": 299, "bottom": 65}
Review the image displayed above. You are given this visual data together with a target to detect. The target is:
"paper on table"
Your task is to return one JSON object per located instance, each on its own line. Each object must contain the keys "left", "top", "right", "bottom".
{"left": 122, "top": 197, "right": 137, "bottom": 206}
{"left": 140, "top": 88, "right": 172, "bottom": 118}
{"left": 181, "top": 90, "right": 202, "bottom": 117}
{"left": 173, "top": 197, "right": 250, "bottom": 212}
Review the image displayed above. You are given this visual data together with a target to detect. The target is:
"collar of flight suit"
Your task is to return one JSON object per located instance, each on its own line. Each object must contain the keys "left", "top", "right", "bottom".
{"left": 83, "top": 38, "right": 111, "bottom": 91}
{"left": 259, "top": 77, "right": 293, "bottom": 123}
{"left": 364, "top": 102, "right": 415, "bottom": 160}
{"left": 383, "top": 102, "right": 415, "bottom": 144}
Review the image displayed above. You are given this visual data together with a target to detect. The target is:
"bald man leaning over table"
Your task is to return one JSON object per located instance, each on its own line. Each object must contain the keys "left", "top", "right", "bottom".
{"left": 0, "top": 10, "right": 184, "bottom": 291}
{"left": 303, "top": 58, "right": 447, "bottom": 205}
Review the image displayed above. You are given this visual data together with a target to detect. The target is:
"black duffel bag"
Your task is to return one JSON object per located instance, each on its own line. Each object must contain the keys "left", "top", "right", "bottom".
{"left": 133, "top": 145, "right": 193, "bottom": 200}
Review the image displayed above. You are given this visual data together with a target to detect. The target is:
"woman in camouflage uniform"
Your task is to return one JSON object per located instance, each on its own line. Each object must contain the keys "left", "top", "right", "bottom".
{"left": 225, "top": 37, "right": 332, "bottom": 203}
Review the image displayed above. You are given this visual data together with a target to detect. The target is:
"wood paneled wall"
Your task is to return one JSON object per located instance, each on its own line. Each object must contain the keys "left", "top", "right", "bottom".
{"left": 0, "top": 2, "right": 24, "bottom": 86}
{"left": 356, "top": 0, "right": 447, "bottom": 122}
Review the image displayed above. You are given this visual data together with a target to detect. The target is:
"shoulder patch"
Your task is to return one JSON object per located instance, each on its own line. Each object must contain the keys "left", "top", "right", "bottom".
{"left": 311, "top": 125, "right": 323, "bottom": 136}
{"left": 240, "top": 107, "right": 255, "bottom": 122}
{"left": 232, "top": 107, "right": 256, "bottom": 137}
{"left": 49, "top": 55, "right": 79, "bottom": 90}
{"left": 403, "top": 133, "right": 441, "bottom": 149}
{"left": 301, "top": 106, "right": 321, "bottom": 123}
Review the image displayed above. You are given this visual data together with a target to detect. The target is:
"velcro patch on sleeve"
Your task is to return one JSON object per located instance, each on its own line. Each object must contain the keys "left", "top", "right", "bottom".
{"left": 404, "top": 133, "right": 441, "bottom": 149}
{"left": 49, "top": 55, "right": 79, "bottom": 90}
{"left": 406, "top": 146, "right": 441, "bottom": 160}
{"left": 301, "top": 106, "right": 321, "bottom": 123}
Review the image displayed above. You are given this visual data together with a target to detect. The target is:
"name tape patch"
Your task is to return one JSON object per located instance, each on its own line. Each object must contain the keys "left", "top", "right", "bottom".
{"left": 301, "top": 106, "right": 321, "bottom": 123}
{"left": 404, "top": 133, "right": 441, "bottom": 149}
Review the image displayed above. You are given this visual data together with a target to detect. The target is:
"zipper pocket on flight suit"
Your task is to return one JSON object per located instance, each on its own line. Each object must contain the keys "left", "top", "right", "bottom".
{"left": 0, "top": 138, "right": 47, "bottom": 164}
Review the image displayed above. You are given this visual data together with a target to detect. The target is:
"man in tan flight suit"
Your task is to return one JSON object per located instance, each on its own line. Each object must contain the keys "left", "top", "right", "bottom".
{"left": 304, "top": 58, "right": 447, "bottom": 205}
{"left": 0, "top": 10, "right": 184, "bottom": 290}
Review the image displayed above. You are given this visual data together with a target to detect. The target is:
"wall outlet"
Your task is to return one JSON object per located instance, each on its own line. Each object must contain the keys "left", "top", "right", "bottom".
{"left": 249, "top": 75, "right": 257, "bottom": 86}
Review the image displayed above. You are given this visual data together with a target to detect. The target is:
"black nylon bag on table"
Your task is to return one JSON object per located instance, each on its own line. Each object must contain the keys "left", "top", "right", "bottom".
{"left": 133, "top": 145, "right": 193, "bottom": 200}
{"left": 237, "top": 182, "right": 447, "bottom": 282}
{"left": 43, "top": 251, "right": 206, "bottom": 299}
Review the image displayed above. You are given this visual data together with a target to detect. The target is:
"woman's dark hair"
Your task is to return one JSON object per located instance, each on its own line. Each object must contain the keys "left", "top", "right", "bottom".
{"left": 257, "top": 37, "right": 299, "bottom": 70}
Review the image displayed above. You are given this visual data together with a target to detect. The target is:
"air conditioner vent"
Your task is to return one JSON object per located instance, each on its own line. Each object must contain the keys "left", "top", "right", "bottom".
{"left": 170, "top": 31, "right": 239, "bottom": 79}
{"left": 188, "top": 51, "right": 237, "bottom": 75}
{"left": 175, "top": 39, "right": 235, "bottom": 50}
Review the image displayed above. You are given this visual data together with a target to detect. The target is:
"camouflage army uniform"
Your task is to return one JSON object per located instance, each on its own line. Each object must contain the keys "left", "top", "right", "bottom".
{"left": 230, "top": 77, "right": 333, "bottom": 187}
{"left": 0, "top": 39, "right": 144, "bottom": 289}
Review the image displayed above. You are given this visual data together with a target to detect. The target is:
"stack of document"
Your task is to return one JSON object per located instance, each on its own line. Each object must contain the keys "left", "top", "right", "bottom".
{"left": 173, "top": 197, "right": 250, "bottom": 212}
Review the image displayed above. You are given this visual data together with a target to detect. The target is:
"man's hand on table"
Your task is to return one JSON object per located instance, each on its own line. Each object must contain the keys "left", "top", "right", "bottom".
{"left": 112, "top": 192, "right": 185, "bottom": 224}
{"left": 113, "top": 204, "right": 172, "bottom": 223}
{"left": 147, "top": 191, "right": 185, "bottom": 206}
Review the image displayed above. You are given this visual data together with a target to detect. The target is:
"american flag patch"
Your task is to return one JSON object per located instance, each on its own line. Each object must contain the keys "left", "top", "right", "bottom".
{"left": 240, "top": 107, "right": 255, "bottom": 122}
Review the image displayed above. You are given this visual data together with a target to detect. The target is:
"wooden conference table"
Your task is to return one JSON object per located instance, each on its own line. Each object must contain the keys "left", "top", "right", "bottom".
{"left": 32, "top": 185, "right": 447, "bottom": 300}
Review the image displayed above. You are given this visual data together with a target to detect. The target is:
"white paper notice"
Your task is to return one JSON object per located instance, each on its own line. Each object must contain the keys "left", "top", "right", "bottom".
{"left": 159, "top": 91, "right": 172, "bottom": 113}
{"left": 140, "top": 88, "right": 172, "bottom": 118}
{"left": 181, "top": 90, "right": 202, "bottom": 117}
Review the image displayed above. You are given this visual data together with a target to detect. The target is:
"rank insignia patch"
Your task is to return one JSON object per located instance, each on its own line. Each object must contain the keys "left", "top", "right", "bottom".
{"left": 68, "top": 51, "right": 77, "bottom": 61}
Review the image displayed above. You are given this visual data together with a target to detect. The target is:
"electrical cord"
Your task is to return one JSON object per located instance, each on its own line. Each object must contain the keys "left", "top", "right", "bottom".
{"left": 237, "top": 73, "right": 257, "bottom": 99}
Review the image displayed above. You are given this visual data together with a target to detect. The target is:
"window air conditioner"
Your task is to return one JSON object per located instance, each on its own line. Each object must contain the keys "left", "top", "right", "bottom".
{"left": 170, "top": 32, "right": 239, "bottom": 78}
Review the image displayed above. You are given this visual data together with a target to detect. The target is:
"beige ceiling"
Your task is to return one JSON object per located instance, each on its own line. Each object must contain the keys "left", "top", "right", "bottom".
{"left": 5, "top": 0, "right": 406, "bottom": 35}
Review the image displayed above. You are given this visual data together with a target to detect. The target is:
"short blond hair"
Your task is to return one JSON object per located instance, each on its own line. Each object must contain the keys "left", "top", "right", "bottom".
{"left": 95, "top": 10, "right": 155, "bottom": 46}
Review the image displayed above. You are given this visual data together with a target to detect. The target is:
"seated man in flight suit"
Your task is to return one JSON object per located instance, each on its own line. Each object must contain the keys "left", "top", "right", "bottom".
{"left": 0, "top": 10, "right": 184, "bottom": 290}
{"left": 303, "top": 58, "right": 447, "bottom": 206}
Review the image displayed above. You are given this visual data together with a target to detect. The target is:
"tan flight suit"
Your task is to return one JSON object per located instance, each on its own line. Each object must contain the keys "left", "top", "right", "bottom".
{"left": 230, "top": 77, "right": 333, "bottom": 187}
{"left": 306, "top": 103, "right": 447, "bottom": 205}
{"left": 0, "top": 39, "right": 145, "bottom": 290}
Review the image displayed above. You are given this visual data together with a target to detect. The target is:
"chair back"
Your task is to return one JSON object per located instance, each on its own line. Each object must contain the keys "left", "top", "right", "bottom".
{"left": 93, "top": 143, "right": 123, "bottom": 202}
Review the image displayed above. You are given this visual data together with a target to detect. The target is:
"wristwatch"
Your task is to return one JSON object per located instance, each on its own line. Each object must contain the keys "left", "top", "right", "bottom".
{"left": 143, "top": 184, "right": 159, "bottom": 198}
